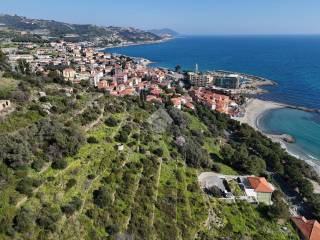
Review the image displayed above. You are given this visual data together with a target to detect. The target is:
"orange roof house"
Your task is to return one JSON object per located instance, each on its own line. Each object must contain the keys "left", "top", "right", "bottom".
{"left": 119, "top": 88, "right": 135, "bottom": 96}
{"left": 242, "top": 176, "right": 275, "bottom": 205}
{"left": 291, "top": 216, "right": 320, "bottom": 240}
{"left": 150, "top": 88, "right": 164, "bottom": 96}
{"left": 171, "top": 97, "right": 182, "bottom": 109}
{"left": 185, "top": 102, "right": 195, "bottom": 110}
{"left": 247, "top": 176, "right": 274, "bottom": 193}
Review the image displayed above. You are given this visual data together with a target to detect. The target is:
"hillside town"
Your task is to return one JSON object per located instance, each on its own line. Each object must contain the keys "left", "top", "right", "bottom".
{"left": 1, "top": 41, "right": 259, "bottom": 117}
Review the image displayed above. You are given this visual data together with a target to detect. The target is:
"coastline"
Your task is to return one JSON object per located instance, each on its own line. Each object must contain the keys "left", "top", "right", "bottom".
{"left": 93, "top": 37, "right": 320, "bottom": 176}
{"left": 95, "top": 37, "right": 174, "bottom": 52}
{"left": 235, "top": 98, "right": 284, "bottom": 131}
{"left": 235, "top": 98, "right": 320, "bottom": 176}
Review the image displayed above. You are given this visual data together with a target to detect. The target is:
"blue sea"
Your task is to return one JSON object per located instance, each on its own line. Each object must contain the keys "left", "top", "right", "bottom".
{"left": 106, "top": 36, "right": 320, "bottom": 163}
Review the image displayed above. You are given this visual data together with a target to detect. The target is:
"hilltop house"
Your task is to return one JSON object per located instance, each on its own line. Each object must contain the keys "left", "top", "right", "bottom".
{"left": 63, "top": 68, "right": 76, "bottom": 80}
{"left": 239, "top": 176, "right": 275, "bottom": 205}
{"left": 291, "top": 216, "right": 320, "bottom": 240}
{"left": 199, "top": 173, "right": 275, "bottom": 205}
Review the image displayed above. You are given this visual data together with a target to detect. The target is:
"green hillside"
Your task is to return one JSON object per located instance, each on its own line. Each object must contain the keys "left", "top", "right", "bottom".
{"left": 0, "top": 14, "right": 161, "bottom": 44}
{"left": 0, "top": 70, "right": 318, "bottom": 240}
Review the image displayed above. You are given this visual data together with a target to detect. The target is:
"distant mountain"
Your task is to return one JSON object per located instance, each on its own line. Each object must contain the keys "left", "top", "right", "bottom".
{"left": 148, "top": 28, "right": 179, "bottom": 38}
{"left": 0, "top": 14, "right": 162, "bottom": 46}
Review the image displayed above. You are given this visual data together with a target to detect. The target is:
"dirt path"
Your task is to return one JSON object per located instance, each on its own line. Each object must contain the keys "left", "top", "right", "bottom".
{"left": 15, "top": 196, "right": 28, "bottom": 208}
{"left": 16, "top": 187, "right": 40, "bottom": 208}
{"left": 84, "top": 109, "right": 105, "bottom": 132}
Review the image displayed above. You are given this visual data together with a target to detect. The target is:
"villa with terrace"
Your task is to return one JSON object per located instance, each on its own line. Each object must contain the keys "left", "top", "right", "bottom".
{"left": 198, "top": 173, "right": 275, "bottom": 205}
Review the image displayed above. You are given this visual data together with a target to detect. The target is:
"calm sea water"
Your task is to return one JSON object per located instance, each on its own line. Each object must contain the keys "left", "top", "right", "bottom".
{"left": 106, "top": 36, "right": 320, "bottom": 162}
{"left": 258, "top": 109, "right": 320, "bottom": 161}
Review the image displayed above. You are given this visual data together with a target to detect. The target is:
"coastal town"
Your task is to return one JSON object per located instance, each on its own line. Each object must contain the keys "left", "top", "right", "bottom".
{"left": 6, "top": 1, "right": 320, "bottom": 240}
{"left": 1, "top": 38, "right": 319, "bottom": 239}
{"left": 1, "top": 39, "right": 277, "bottom": 119}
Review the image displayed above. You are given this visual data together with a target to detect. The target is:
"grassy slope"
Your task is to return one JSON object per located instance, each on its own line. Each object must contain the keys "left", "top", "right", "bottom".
{"left": 200, "top": 199, "right": 299, "bottom": 240}
{"left": 0, "top": 77, "right": 18, "bottom": 98}
{"left": 0, "top": 92, "right": 300, "bottom": 240}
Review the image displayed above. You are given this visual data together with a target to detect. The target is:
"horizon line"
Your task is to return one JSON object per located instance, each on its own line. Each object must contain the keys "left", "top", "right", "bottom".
{"left": 2, "top": 13, "right": 320, "bottom": 36}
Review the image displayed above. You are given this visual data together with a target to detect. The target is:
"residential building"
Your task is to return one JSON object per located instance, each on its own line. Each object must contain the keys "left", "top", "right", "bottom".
{"left": 190, "top": 88, "right": 230, "bottom": 114}
{"left": 118, "top": 88, "right": 135, "bottom": 96}
{"left": 92, "top": 71, "right": 103, "bottom": 87}
{"left": 291, "top": 216, "right": 320, "bottom": 240}
{"left": 171, "top": 97, "right": 182, "bottom": 109}
{"left": 63, "top": 68, "right": 76, "bottom": 80}
{"left": 114, "top": 72, "right": 128, "bottom": 83}
{"left": 8, "top": 54, "right": 34, "bottom": 62}
{"left": 188, "top": 72, "right": 214, "bottom": 87}
{"left": 215, "top": 74, "right": 240, "bottom": 89}
{"left": 150, "top": 88, "right": 163, "bottom": 96}
{"left": 240, "top": 176, "right": 275, "bottom": 205}
{"left": 185, "top": 102, "right": 195, "bottom": 110}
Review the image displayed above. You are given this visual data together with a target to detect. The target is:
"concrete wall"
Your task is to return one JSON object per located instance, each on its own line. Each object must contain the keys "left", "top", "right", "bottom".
{"left": 257, "top": 192, "right": 272, "bottom": 205}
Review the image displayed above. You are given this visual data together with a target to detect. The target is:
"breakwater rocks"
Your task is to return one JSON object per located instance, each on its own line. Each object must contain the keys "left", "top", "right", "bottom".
{"left": 268, "top": 133, "right": 296, "bottom": 144}
{"left": 285, "top": 105, "right": 320, "bottom": 114}
{"left": 280, "top": 134, "right": 296, "bottom": 143}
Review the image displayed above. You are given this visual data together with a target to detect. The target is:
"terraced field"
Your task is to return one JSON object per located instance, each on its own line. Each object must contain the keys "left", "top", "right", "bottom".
{"left": 0, "top": 93, "right": 300, "bottom": 240}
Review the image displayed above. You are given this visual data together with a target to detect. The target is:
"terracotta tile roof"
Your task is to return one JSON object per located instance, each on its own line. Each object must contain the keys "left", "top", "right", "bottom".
{"left": 150, "top": 89, "right": 163, "bottom": 96}
{"left": 247, "top": 176, "right": 274, "bottom": 193}
{"left": 171, "top": 97, "right": 181, "bottom": 106}
{"left": 291, "top": 216, "right": 320, "bottom": 240}
{"left": 185, "top": 102, "right": 195, "bottom": 109}
{"left": 119, "top": 88, "right": 135, "bottom": 96}
{"left": 109, "top": 82, "right": 117, "bottom": 88}
{"left": 146, "top": 95, "right": 162, "bottom": 103}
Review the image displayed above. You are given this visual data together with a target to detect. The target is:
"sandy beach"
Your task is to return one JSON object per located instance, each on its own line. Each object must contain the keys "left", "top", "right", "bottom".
{"left": 235, "top": 98, "right": 284, "bottom": 131}
{"left": 235, "top": 98, "right": 290, "bottom": 147}
{"left": 235, "top": 98, "right": 320, "bottom": 177}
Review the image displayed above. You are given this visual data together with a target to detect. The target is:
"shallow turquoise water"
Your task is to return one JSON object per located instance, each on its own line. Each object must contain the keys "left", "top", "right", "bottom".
{"left": 259, "top": 108, "right": 320, "bottom": 161}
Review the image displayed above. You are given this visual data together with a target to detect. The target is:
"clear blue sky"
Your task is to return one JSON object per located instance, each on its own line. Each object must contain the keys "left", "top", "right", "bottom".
{"left": 1, "top": 0, "right": 320, "bottom": 35}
